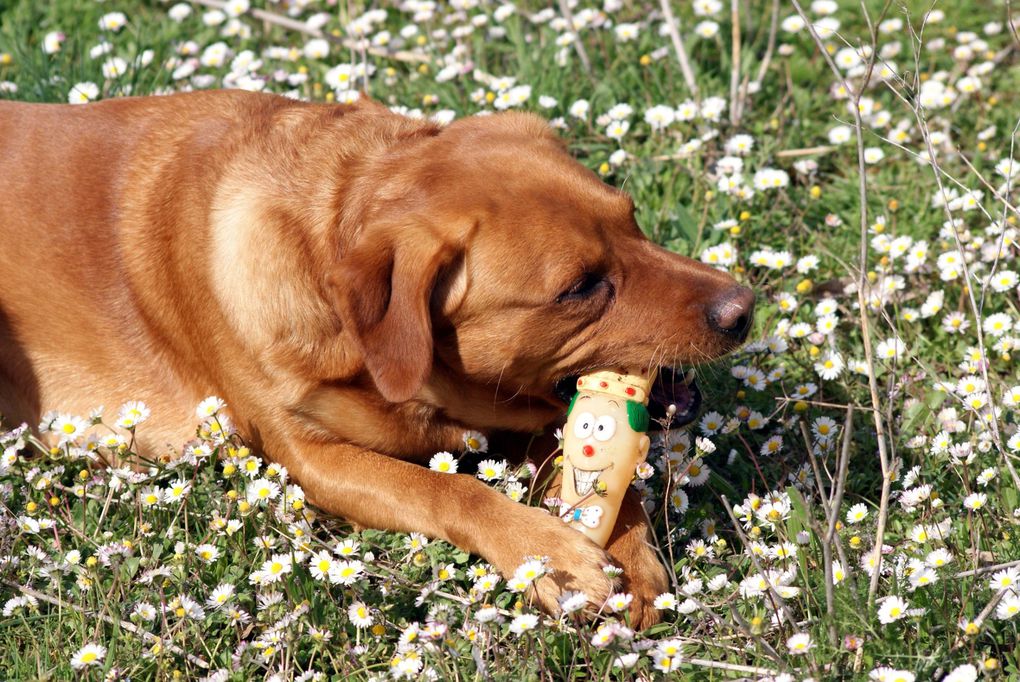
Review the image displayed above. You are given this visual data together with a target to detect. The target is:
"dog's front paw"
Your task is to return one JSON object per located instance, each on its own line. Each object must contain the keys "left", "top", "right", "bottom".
{"left": 489, "top": 504, "right": 618, "bottom": 617}
{"left": 611, "top": 538, "right": 671, "bottom": 629}
{"left": 605, "top": 500, "right": 672, "bottom": 629}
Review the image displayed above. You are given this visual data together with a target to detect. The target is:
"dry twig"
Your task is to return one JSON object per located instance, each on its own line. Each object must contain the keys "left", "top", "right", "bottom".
{"left": 775, "top": 145, "right": 835, "bottom": 158}
{"left": 658, "top": 0, "right": 699, "bottom": 96}
{"left": 753, "top": 0, "right": 781, "bottom": 87}
{"left": 798, "top": 406, "right": 852, "bottom": 646}
{"left": 956, "top": 558, "right": 1020, "bottom": 579}
{"left": 788, "top": 0, "right": 894, "bottom": 613}
{"left": 556, "top": 0, "right": 594, "bottom": 76}
{"left": 729, "top": 0, "right": 742, "bottom": 125}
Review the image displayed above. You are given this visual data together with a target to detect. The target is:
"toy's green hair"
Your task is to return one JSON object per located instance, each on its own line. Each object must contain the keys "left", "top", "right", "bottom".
{"left": 626, "top": 400, "right": 650, "bottom": 433}
{"left": 566, "top": 391, "right": 580, "bottom": 416}
{"left": 566, "top": 392, "right": 650, "bottom": 433}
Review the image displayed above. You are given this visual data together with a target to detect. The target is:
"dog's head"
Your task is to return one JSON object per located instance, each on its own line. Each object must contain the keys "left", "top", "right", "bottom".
{"left": 330, "top": 111, "right": 754, "bottom": 431}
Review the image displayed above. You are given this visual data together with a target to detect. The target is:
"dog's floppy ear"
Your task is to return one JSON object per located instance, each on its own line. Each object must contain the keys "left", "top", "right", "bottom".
{"left": 329, "top": 225, "right": 454, "bottom": 403}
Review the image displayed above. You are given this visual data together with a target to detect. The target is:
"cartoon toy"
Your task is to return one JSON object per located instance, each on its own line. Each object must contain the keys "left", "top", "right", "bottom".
{"left": 558, "top": 369, "right": 656, "bottom": 547}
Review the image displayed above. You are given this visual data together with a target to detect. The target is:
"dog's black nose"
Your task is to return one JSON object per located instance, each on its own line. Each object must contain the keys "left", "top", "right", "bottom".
{"left": 707, "top": 286, "right": 755, "bottom": 341}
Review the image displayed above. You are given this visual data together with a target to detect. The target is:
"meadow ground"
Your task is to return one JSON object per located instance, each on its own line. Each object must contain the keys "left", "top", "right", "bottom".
{"left": 2, "top": 0, "right": 1020, "bottom": 679}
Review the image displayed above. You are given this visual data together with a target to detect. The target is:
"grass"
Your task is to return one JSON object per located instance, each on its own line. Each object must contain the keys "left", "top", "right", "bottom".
{"left": 2, "top": 0, "right": 1020, "bottom": 679}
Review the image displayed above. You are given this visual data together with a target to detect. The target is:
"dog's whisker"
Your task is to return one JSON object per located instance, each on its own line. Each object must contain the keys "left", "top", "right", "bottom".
{"left": 493, "top": 361, "right": 509, "bottom": 409}
{"left": 494, "top": 380, "right": 527, "bottom": 406}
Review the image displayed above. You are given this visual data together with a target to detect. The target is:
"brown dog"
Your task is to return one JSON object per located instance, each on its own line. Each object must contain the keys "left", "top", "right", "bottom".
{"left": 0, "top": 90, "right": 752, "bottom": 627}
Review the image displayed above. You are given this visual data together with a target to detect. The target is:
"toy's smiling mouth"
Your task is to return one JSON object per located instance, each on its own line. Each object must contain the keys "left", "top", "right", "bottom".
{"left": 572, "top": 463, "right": 611, "bottom": 496}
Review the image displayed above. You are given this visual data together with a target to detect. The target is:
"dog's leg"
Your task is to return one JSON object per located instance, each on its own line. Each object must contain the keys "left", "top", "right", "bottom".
{"left": 540, "top": 468, "right": 669, "bottom": 628}
{"left": 604, "top": 488, "right": 672, "bottom": 629}
{"left": 269, "top": 437, "right": 619, "bottom": 615}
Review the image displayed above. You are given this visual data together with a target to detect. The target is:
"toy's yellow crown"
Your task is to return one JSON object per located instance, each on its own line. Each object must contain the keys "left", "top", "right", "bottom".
{"left": 575, "top": 369, "right": 657, "bottom": 405}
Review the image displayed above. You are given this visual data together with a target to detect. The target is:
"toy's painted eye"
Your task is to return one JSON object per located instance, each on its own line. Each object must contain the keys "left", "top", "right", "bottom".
{"left": 593, "top": 415, "right": 616, "bottom": 441}
{"left": 573, "top": 412, "right": 595, "bottom": 439}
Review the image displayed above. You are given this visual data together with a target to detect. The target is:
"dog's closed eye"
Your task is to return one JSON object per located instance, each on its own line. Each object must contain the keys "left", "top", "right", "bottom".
{"left": 556, "top": 272, "right": 611, "bottom": 304}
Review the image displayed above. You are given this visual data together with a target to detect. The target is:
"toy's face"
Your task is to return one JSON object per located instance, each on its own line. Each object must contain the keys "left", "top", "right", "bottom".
{"left": 563, "top": 392, "right": 650, "bottom": 496}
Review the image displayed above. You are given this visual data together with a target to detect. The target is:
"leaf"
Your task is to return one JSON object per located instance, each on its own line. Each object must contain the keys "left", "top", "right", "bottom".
{"left": 1003, "top": 484, "right": 1018, "bottom": 512}
{"left": 901, "top": 389, "right": 946, "bottom": 435}
{"left": 784, "top": 486, "right": 814, "bottom": 580}
{"left": 785, "top": 485, "right": 810, "bottom": 538}
{"left": 120, "top": 556, "right": 141, "bottom": 581}
{"left": 643, "top": 622, "right": 676, "bottom": 638}
{"left": 150, "top": 542, "right": 163, "bottom": 563}
{"left": 708, "top": 471, "right": 739, "bottom": 499}
{"left": 673, "top": 202, "right": 698, "bottom": 246}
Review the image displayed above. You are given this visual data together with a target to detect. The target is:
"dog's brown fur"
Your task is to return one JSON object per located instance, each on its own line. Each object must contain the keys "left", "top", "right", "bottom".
{"left": 0, "top": 90, "right": 748, "bottom": 627}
